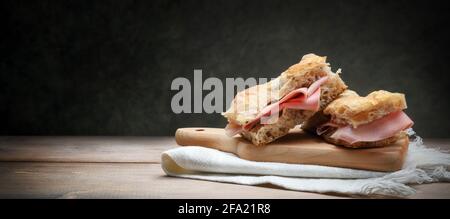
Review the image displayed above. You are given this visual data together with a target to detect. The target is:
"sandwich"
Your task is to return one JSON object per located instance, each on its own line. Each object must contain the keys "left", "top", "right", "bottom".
{"left": 222, "top": 54, "right": 348, "bottom": 146}
{"left": 302, "top": 90, "right": 414, "bottom": 148}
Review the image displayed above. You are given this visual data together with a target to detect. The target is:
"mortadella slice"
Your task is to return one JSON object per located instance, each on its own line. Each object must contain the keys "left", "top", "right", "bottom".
{"left": 330, "top": 111, "right": 414, "bottom": 144}
{"left": 225, "top": 77, "right": 328, "bottom": 136}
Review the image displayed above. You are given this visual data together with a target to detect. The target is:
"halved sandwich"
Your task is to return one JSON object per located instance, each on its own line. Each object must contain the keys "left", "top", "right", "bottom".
{"left": 222, "top": 54, "right": 347, "bottom": 146}
{"left": 303, "top": 90, "right": 414, "bottom": 148}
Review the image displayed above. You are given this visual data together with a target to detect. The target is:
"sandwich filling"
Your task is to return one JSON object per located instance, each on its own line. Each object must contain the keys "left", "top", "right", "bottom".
{"left": 225, "top": 77, "right": 328, "bottom": 137}
{"left": 317, "top": 111, "right": 414, "bottom": 144}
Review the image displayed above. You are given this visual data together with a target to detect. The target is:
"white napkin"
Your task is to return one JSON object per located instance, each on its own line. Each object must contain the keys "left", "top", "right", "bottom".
{"left": 161, "top": 130, "right": 450, "bottom": 197}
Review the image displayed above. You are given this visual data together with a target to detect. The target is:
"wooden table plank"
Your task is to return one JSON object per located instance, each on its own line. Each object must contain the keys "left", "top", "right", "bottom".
{"left": 0, "top": 136, "right": 177, "bottom": 163}
{"left": 0, "top": 136, "right": 447, "bottom": 163}
{"left": 0, "top": 162, "right": 346, "bottom": 199}
{"left": 0, "top": 162, "right": 448, "bottom": 199}
{"left": 0, "top": 137, "right": 448, "bottom": 198}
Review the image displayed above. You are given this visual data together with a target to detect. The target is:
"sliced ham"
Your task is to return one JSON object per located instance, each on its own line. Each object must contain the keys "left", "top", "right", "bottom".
{"left": 329, "top": 111, "right": 414, "bottom": 144}
{"left": 225, "top": 77, "right": 328, "bottom": 136}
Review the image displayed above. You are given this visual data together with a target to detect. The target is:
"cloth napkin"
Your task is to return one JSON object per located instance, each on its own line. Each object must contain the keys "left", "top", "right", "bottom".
{"left": 161, "top": 129, "right": 450, "bottom": 197}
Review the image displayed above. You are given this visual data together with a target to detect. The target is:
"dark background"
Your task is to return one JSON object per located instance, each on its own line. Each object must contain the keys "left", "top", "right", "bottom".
{"left": 1, "top": 0, "right": 449, "bottom": 137}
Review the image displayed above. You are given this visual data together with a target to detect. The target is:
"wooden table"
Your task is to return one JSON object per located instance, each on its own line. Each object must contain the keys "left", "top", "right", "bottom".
{"left": 0, "top": 136, "right": 448, "bottom": 199}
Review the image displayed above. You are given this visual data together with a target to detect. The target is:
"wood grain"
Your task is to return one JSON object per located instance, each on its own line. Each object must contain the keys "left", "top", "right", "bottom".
{"left": 0, "top": 162, "right": 344, "bottom": 199}
{"left": 0, "top": 136, "right": 448, "bottom": 198}
{"left": 0, "top": 162, "right": 448, "bottom": 199}
{"left": 176, "top": 127, "right": 409, "bottom": 172}
{"left": 0, "top": 136, "right": 176, "bottom": 163}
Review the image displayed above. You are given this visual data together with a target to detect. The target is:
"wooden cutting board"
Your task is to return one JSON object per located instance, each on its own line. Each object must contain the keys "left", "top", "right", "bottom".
{"left": 175, "top": 127, "right": 409, "bottom": 172}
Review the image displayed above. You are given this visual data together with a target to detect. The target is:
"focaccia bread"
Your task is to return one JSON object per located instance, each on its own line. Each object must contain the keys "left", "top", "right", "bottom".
{"left": 223, "top": 54, "right": 347, "bottom": 146}
{"left": 324, "top": 90, "right": 407, "bottom": 128}
{"left": 303, "top": 89, "right": 413, "bottom": 148}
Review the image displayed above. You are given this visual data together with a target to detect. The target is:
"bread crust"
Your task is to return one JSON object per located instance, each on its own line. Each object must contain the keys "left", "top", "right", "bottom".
{"left": 223, "top": 54, "right": 333, "bottom": 125}
{"left": 241, "top": 109, "right": 314, "bottom": 146}
{"left": 240, "top": 74, "right": 347, "bottom": 146}
{"left": 223, "top": 54, "right": 347, "bottom": 145}
{"left": 324, "top": 90, "right": 407, "bottom": 128}
{"left": 303, "top": 91, "right": 409, "bottom": 148}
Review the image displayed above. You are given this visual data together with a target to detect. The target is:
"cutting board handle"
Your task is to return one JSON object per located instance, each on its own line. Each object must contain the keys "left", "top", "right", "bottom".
{"left": 175, "top": 127, "right": 242, "bottom": 153}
